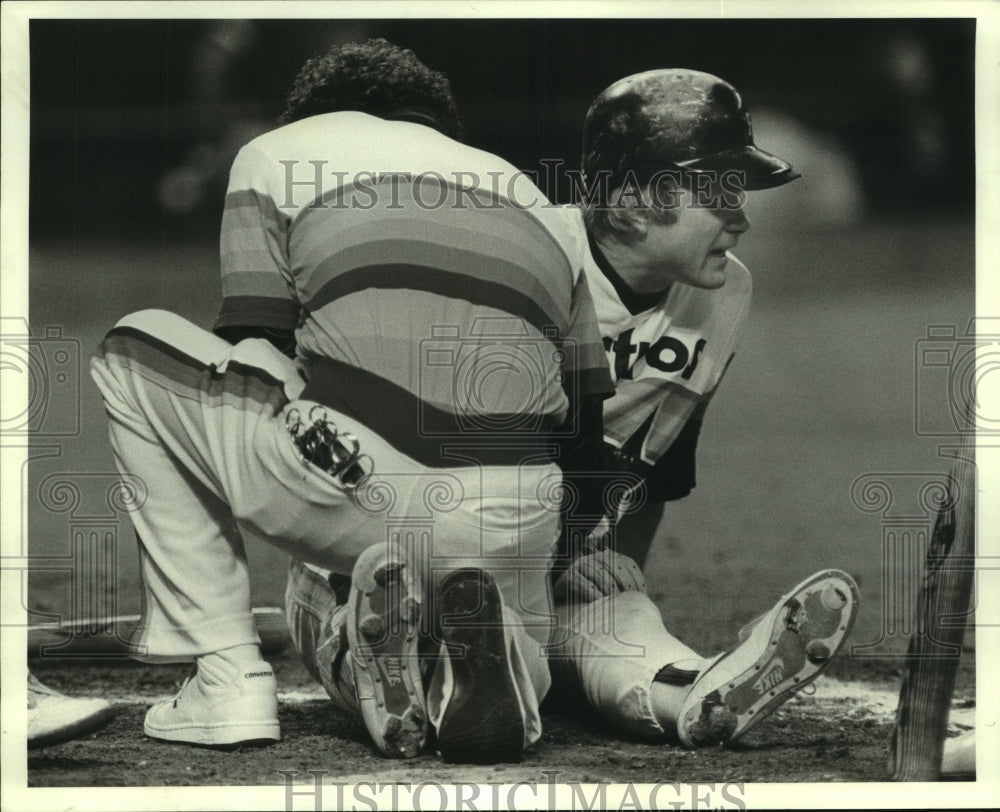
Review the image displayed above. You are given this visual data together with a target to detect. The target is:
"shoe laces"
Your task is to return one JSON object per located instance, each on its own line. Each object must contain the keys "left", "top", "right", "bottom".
{"left": 168, "top": 665, "right": 198, "bottom": 702}
{"left": 286, "top": 406, "right": 373, "bottom": 489}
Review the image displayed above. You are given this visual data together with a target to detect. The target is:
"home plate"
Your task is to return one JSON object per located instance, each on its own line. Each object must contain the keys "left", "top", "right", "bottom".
{"left": 785, "top": 679, "right": 975, "bottom": 733}
{"left": 278, "top": 688, "right": 328, "bottom": 703}
{"left": 101, "top": 680, "right": 976, "bottom": 736}
{"left": 102, "top": 687, "right": 329, "bottom": 705}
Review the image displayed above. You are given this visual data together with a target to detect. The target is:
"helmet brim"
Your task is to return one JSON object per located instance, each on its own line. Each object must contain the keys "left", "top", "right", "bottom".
{"left": 676, "top": 146, "right": 800, "bottom": 190}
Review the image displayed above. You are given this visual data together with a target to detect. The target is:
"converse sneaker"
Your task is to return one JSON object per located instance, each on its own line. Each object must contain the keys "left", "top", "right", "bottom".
{"left": 143, "top": 657, "right": 280, "bottom": 747}
{"left": 347, "top": 542, "right": 428, "bottom": 758}
{"left": 677, "top": 569, "right": 860, "bottom": 747}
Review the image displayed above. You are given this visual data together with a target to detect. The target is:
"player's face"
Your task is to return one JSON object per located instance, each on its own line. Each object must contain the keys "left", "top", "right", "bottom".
{"left": 634, "top": 187, "right": 750, "bottom": 291}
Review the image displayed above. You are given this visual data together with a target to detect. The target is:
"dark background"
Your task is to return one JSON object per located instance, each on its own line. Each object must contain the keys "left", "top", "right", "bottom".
{"left": 30, "top": 17, "right": 975, "bottom": 247}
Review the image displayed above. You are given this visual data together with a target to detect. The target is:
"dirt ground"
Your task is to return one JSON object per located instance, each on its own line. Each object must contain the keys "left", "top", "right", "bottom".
{"left": 26, "top": 649, "right": 975, "bottom": 789}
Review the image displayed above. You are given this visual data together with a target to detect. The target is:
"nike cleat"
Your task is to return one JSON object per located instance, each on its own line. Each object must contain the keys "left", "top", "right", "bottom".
{"left": 347, "top": 542, "right": 428, "bottom": 758}
{"left": 677, "top": 569, "right": 860, "bottom": 748}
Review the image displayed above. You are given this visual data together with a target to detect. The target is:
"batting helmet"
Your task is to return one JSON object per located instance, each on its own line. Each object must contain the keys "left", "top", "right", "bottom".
{"left": 582, "top": 69, "right": 799, "bottom": 191}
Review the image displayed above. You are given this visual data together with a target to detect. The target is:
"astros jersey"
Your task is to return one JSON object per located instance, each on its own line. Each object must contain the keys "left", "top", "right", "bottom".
{"left": 215, "top": 113, "right": 613, "bottom": 466}
{"left": 561, "top": 206, "right": 751, "bottom": 501}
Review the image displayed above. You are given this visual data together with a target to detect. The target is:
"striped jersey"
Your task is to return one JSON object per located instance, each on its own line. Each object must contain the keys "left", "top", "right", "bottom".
{"left": 559, "top": 206, "right": 751, "bottom": 500}
{"left": 216, "top": 113, "right": 613, "bottom": 465}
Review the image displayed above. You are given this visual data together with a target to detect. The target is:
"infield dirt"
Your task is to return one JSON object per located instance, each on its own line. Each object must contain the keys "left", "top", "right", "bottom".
{"left": 27, "top": 645, "right": 975, "bottom": 787}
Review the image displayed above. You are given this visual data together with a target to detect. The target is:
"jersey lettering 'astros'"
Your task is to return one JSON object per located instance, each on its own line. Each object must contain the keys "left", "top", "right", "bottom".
{"left": 559, "top": 207, "right": 751, "bottom": 501}
{"left": 216, "top": 112, "right": 613, "bottom": 467}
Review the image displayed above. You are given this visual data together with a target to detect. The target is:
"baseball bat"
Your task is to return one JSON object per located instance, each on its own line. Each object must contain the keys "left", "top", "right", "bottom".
{"left": 27, "top": 606, "right": 291, "bottom": 659}
{"left": 888, "top": 420, "right": 976, "bottom": 780}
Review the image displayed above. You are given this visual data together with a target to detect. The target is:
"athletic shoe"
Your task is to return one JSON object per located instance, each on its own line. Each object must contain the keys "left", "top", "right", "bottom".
{"left": 435, "top": 568, "right": 526, "bottom": 764}
{"left": 347, "top": 542, "right": 428, "bottom": 758}
{"left": 677, "top": 569, "right": 860, "bottom": 748}
{"left": 28, "top": 673, "right": 117, "bottom": 748}
{"left": 143, "top": 658, "right": 280, "bottom": 747}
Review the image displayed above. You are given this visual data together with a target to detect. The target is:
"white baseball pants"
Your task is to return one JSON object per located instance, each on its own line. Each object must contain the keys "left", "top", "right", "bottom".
{"left": 90, "top": 310, "right": 557, "bottom": 716}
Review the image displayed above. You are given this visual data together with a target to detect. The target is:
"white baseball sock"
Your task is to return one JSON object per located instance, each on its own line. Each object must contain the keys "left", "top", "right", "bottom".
{"left": 200, "top": 644, "right": 265, "bottom": 673}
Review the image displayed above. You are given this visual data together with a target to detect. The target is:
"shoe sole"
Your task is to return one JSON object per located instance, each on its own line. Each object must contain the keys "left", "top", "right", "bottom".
{"left": 143, "top": 713, "right": 280, "bottom": 748}
{"left": 435, "top": 569, "right": 525, "bottom": 764}
{"left": 677, "top": 569, "right": 860, "bottom": 748}
{"left": 348, "top": 543, "right": 428, "bottom": 758}
{"left": 29, "top": 701, "right": 118, "bottom": 749}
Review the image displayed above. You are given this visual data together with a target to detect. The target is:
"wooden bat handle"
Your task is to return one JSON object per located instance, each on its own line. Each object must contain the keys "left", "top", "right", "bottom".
{"left": 889, "top": 425, "right": 976, "bottom": 781}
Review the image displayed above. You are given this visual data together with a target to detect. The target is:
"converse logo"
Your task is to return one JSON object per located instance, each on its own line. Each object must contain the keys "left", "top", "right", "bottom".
{"left": 245, "top": 671, "right": 273, "bottom": 679}
{"left": 753, "top": 660, "right": 785, "bottom": 695}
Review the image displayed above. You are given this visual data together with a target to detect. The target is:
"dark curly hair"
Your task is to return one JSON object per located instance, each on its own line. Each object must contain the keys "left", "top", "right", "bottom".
{"left": 279, "top": 38, "right": 462, "bottom": 139}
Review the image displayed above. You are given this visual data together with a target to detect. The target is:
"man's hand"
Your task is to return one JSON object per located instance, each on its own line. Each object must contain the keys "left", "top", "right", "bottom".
{"left": 553, "top": 547, "right": 647, "bottom": 604}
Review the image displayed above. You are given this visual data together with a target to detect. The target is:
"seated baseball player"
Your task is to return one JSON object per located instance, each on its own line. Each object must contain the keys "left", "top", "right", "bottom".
{"left": 275, "top": 65, "right": 861, "bottom": 753}
{"left": 90, "top": 40, "right": 613, "bottom": 762}
{"left": 547, "top": 69, "right": 861, "bottom": 745}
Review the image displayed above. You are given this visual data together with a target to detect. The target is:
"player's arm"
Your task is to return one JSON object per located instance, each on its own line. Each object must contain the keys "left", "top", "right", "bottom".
{"left": 612, "top": 396, "right": 709, "bottom": 567}
{"left": 552, "top": 260, "right": 618, "bottom": 571}
{"left": 555, "top": 390, "right": 713, "bottom": 600}
{"left": 552, "top": 453, "right": 649, "bottom": 603}
{"left": 214, "top": 142, "right": 301, "bottom": 356}
{"left": 553, "top": 393, "right": 609, "bottom": 565}
{"left": 552, "top": 383, "right": 662, "bottom": 597}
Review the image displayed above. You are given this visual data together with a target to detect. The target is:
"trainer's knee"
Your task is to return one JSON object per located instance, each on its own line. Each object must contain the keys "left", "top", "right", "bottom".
{"left": 108, "top": 309, "right": 181, "bottom": 337}
{"left": 111, "top": 310, "right": 228, "bottom": 354}
{"left": 88, "top": 353, "right": 158, "bottom": 441}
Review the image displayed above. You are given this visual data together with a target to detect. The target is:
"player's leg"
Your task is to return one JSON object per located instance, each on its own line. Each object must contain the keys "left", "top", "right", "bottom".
{"left": 90, "top": 310, "right": 306, "bottom": 656}
{"left": 611, "top": 503, "right": 666, "bottom": 570}
{"left": 101, "top": 414, "right": 283, "bottom": 746}
{"left": 287, "top": 545, "right": 553, "bottom": 763}
{"left": 420, "top": 464, "right": 559, "bottom": 762}
{"left": 428, "top": 567, "right": 551, "bottom": 763}
{"left": 676, "top": 569, "right": 859, "bottom": 747}
{"left": 303, "top": 463, "right": 560, "bottom": 762}
{"left": 90, "top": 311, "right": 303, "bottom": 744}
{"left": 550, "top": 590, "right": 707, "bottom": 739}
{"left": 284, "top": 559, "right": 358, "bottom": 713}
{"left": 286, "top": 556, "right": 556, "bottom": 764}
{"left": 274, "top": 420, "right": 560, "bottom": 761}
{"left": 552, "top": 570, "right": 860, "bottom": 747}
{"left": 89, "top": 309, "right": 362, "bottom": 746}
{"left": 280, "top": 449, "right": 551, "bottom": 760}
{"left": 286, "top": 547, "right": 432, "bottom": 760}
